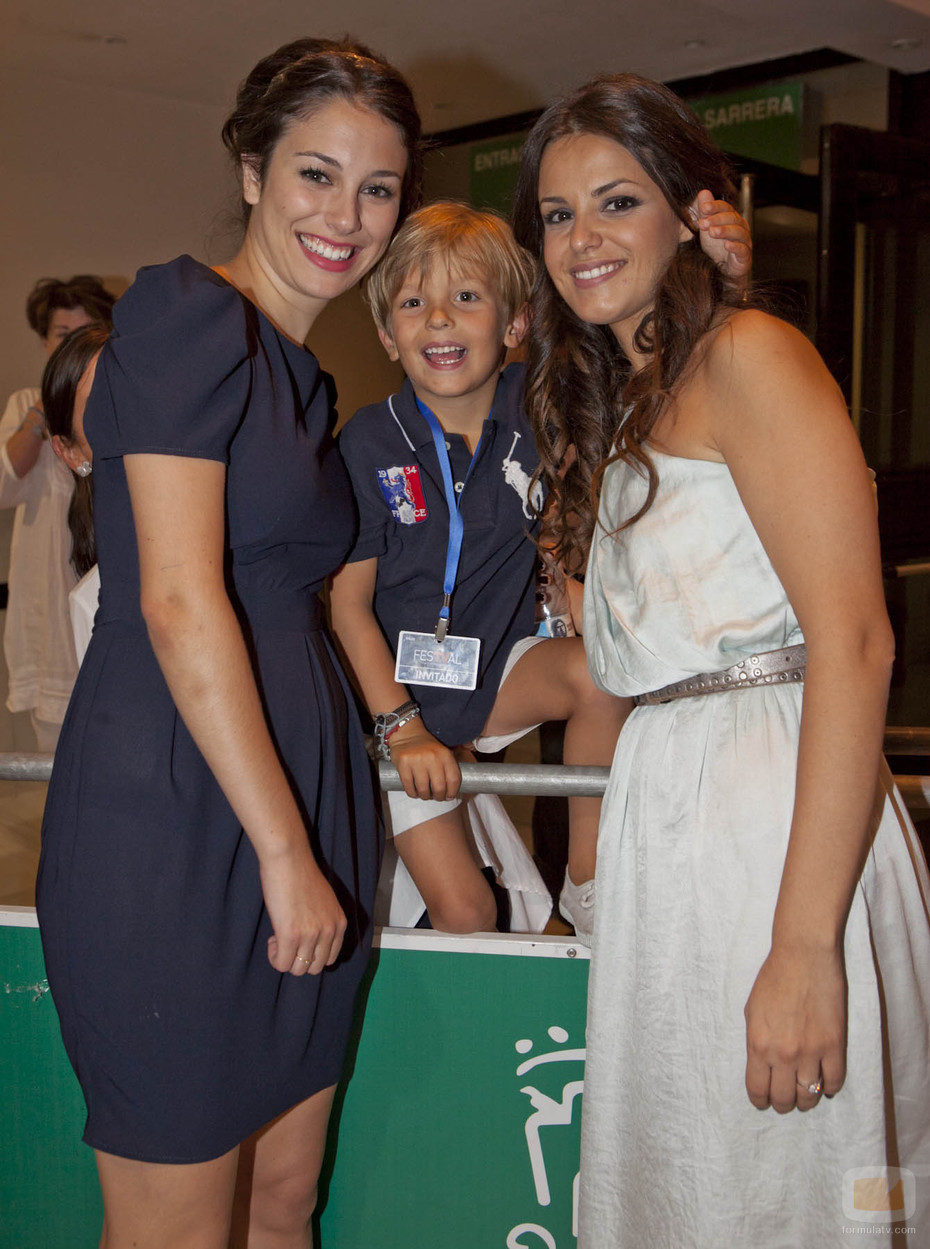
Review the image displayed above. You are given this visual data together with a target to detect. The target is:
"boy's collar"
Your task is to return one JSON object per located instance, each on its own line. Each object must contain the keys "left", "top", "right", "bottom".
{"left": 395, "top": 374, "right": 507, "bottom": 447}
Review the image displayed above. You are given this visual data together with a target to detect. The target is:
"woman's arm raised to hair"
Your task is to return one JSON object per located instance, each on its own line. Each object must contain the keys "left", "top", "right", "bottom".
{"left": 125, "top": 452, "right": 346, "bottom": 976}
{"left": 706, "top": 311, "right": 894, "bottom": 1112}
{"left": 0, "top": 396, "right": 43, "bottom": 499}
{"left": 4, "top": 407, "right": 46, "bottom": 478}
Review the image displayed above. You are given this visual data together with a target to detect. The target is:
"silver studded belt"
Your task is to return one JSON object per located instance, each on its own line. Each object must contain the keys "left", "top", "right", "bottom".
{"left": 633, "top": 643, "right": 806, "bottom": 706}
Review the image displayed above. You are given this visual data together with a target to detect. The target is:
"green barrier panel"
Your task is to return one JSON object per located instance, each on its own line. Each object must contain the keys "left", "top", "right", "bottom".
{"left": 1, "top": 912, "right": 101, "bottom": 1246}
{"left": 1, "top": 912, "right": 589, "bottom": 1249}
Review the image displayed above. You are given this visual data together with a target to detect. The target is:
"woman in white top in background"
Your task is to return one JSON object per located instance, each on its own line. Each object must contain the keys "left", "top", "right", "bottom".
{"left": 0, "top": 276, "right": 114, "bottom": 750}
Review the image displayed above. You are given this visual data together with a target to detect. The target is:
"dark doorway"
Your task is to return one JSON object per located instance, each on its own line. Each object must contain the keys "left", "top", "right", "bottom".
{"left": 818, "top": 124, "right": 930, "bottom": 725}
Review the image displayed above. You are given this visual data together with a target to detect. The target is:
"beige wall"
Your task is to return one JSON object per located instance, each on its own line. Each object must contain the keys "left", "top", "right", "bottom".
{"left": 0, "top": 70, "right": 230, "bottom": 411}
{"left": 308, "top": 286, "right": 404, "bottom": 431}
{"left": 0, "top": 67, "right": 404, "bottom": 488}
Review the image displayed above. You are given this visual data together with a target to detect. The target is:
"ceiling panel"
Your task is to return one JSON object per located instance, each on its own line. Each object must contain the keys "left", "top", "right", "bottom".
{"left": 0, "top": 0, "right": 927, "bottom": 129}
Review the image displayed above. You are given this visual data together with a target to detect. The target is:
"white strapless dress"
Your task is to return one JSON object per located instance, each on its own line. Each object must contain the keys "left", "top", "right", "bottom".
{"left": 579, "top": 450, "right": 930, "bottom": 1248}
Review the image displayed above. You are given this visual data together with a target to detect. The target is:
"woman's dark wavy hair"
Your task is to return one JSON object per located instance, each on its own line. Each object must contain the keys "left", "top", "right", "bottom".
{"left": 221, "top": 37, "right": 423, "bottom": 229}
{"left": 512, "top": 73, "right": 743, "bottom": 571}
{"left": 26, "top": 275, "right": 114, "bottom": 339}
{"left": 42, "top": 324, "right": 109, "bottom": 577}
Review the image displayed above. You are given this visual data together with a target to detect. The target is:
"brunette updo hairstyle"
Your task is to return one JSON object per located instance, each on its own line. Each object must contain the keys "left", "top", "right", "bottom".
{"left": 221, "top": 37, "right": 423, "bottom": 227}
{"left": 512, "top": 73, "right": 743, "bottom": 571}
{"left": 26, "top": 276, "right": 114, "bottom": 340}
{"left": 42, "top": 323, "right": 110, "bottom": 578}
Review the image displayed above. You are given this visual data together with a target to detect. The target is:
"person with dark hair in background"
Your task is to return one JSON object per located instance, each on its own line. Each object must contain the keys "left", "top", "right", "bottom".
{"left": 513, "top": 73, "right": 930, "bottom": 1247}
{"left": 41, "top": 323, "right": 110, "bottom": 660}
{"left": 0, "top": 275, "right": 114, "bottom": 750}
{"left": 27, "top": 276, "right": 115, "bottom": 347}
{"left": 36, "top": 37, "right": 422, "bottom": 1249}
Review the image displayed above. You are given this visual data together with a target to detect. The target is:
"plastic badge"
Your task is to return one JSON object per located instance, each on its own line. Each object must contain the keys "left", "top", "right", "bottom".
{"left": 395, "top": 630, "right": 481, "bottom": 691}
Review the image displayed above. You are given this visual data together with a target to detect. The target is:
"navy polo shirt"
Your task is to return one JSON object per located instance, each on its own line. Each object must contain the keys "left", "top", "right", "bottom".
{"left": 338, "top": 362, "right": 542, "bottom": 747}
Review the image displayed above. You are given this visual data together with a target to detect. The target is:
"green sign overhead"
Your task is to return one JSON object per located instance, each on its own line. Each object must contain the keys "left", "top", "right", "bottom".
{"left": 466, "top": 80, "right": 805, "bottom": 212}
{"left": 688, "top": 81, "right": 804, "bottom": 171}
{"left": 469, "top": 131, "right": 527, "bottom": 216}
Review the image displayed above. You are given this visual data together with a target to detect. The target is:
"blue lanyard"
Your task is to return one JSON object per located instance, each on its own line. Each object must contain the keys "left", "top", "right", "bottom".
{"left": 415, "top": 398, "right": 482, "bottom": 641}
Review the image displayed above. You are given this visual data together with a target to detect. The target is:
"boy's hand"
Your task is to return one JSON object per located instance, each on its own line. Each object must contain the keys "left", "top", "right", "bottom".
{"left": 389, "top": 721, "right": 462, "bottom": 802}
{"left": 692, "top": 189, "right": 752, "bottom": 282}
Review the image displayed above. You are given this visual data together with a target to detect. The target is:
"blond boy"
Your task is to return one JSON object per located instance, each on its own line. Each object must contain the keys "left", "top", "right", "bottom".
{"left": 331, "top": 203, "right": 628, "bottom": 937}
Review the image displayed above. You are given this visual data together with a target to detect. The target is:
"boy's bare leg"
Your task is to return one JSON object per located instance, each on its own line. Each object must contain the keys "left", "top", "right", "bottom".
{"left": 394, "top": 806, "right": 497, "bottom": 933}
{"left": 481, "top": 637, "right": 630, "bottom": 884}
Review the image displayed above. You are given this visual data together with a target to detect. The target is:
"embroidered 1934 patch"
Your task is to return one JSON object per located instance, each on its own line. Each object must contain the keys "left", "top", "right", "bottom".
{"left": 377, "top": 465, "right": 428, "bottom": 525}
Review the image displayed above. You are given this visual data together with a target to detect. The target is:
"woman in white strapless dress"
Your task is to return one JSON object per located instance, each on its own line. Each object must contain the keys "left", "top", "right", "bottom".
{"left": 513, "top": 74, "right": 930, "bottom": 1247}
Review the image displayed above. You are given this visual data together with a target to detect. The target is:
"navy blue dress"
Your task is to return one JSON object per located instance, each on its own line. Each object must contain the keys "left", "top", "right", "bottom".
{"left": 36, "top": 256, "right": 381, "bottom": 1164}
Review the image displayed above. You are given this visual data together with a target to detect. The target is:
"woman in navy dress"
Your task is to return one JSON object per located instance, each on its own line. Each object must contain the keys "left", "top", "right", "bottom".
{"left": 36, "top": 39, "right": 422, "bottom": 1248}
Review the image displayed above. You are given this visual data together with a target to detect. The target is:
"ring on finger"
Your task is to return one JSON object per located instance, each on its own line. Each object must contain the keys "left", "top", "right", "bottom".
{"left": 295, "top": 954, "right": 313, "bottom": 967}
{"left": 797, "top": 1077, "right": 823, "bottom": 1096}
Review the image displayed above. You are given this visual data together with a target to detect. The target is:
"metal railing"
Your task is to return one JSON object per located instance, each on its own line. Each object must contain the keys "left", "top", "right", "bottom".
{"left": 883, "top": 726, "right": 930, "bottom": 755}
{"left": 0, "top": 751, "right": 610, "bottom": 796}
{"left": 388, "top": 760, "right": 930, "bottom": 815}
{"left": 1, "top": 728, "right": 927, "bottom": 815}
{"left": 0, "top": 753, "right": 53, "bottom": 782}
{"left": 379, "top": 760, "right": 608, "bottom": 797}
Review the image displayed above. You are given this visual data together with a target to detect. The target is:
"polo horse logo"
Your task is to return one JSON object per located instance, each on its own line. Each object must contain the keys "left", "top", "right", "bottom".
{"left": 502, "top": 432, "right": 544, "bottom": 520}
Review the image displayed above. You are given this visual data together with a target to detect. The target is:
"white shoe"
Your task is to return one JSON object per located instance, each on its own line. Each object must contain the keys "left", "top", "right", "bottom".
{"left": 558, "top": 869, "right": 595, "bottom": 944}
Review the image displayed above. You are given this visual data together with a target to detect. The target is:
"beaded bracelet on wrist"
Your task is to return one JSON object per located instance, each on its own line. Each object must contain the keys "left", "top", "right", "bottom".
{"left": 372, "top": 700, "right": 421, "bottom": 761}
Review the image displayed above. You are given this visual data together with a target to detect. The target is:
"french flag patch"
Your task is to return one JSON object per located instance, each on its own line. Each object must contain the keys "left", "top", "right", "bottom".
{"left": 377, "top": 465, "right": 429, "bottom": 525}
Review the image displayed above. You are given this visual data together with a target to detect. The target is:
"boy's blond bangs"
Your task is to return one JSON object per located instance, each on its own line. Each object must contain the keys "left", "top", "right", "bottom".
{"left": 366, "top": 202, "right": 536, "bottom": 334}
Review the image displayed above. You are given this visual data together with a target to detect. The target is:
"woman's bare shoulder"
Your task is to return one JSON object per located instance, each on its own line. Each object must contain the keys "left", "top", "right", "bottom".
{"left": 697, "top": 308, "right": 847, "bottom": 455}
{"left": 702, "top": 308, "right": 819, "bottom": 383}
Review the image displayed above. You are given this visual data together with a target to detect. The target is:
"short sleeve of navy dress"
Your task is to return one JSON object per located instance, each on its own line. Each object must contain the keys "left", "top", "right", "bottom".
{"left": 337, "top": 363, "right": 542, "bottom": 748}
{"left": 35, "top": 255, "right": 381, "bottom": 1165}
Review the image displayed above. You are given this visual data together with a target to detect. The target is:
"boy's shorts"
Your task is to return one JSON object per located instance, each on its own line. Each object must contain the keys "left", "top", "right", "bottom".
{"left": 376, "top": 790, "right": 552, "bottom": 930}
{"left": 472, "top": 634, "right": 547, "bottom": 754}
{"left": 386, "top": 633, "right": 547, "bottom": 837}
